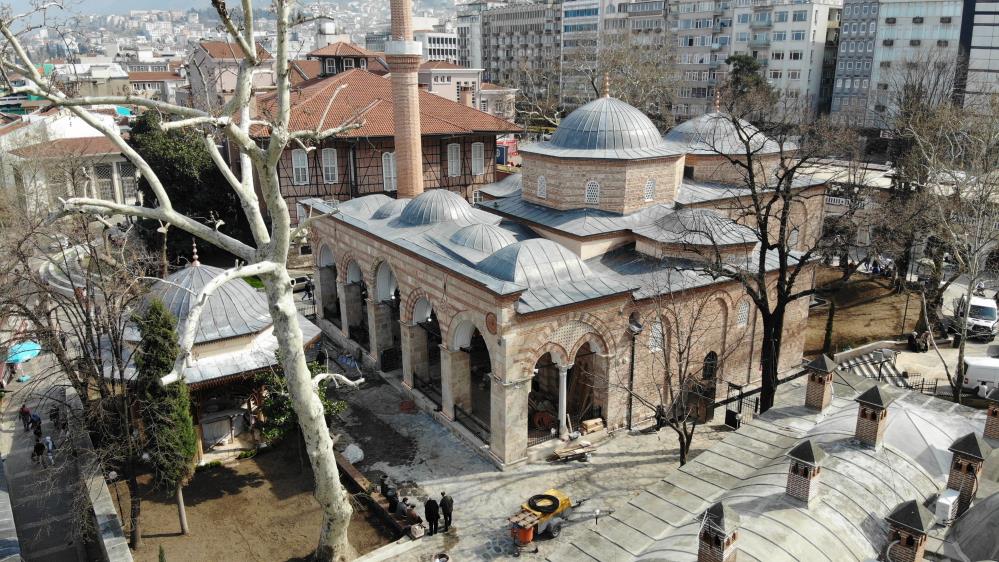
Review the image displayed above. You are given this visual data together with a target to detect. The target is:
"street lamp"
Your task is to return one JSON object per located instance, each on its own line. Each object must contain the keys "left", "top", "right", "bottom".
{"left": 626, "top": 314, "right": 644, "bottom": 430}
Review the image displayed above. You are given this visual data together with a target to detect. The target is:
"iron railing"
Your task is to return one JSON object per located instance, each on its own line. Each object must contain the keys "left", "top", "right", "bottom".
{"left": 454, "top": 404, "right": 490, "bottom": 443}
{"left": 413, "top": 373, "right": 442, "bottom": 408}
{"left": 528, "top": 428, "right": 557, "bottom": 448}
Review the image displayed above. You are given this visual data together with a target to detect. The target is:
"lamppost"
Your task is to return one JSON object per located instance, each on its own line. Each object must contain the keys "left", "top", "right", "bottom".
{"left": 626, "top": 315, "right": 644, "bottom": 431}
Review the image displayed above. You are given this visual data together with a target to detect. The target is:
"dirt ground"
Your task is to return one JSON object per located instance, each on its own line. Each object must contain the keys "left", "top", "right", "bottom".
{"left": 111, "top": 444, "right": 393, "bottom": 562}
{"left": 804, "top": 267, "right": 920, "bottom": 356}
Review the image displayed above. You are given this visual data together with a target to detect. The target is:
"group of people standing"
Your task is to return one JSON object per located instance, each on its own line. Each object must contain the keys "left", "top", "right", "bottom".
{"left": 19, "top": 404, "right": 59, "bottom": 468}
{"left": 380, "top": 475, "right": 454, "bottom": 537}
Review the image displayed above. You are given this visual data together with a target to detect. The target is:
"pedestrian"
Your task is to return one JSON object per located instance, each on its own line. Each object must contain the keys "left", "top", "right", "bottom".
{"left": 58, "top": 331, "right": 67, "bottom": 350}
{"left": 386, "top": 487, "right": 399, "bottom": 513}
{"left": 424, "top": 496, "right": 440, "bottom": 536}
{"left": 18, "top": 404, "right": 30, "bottom": 432}
{"left": 405, "top": 501, "right": 423, "bottom": 525}
{"left": 379, "top": 474, "right": 390, "bottom": 497}
{"left": 42, "top": 435, "right": 54, "bottom": 466}
{"left": 440, "top": 491, "right": 454, "bottom": 532}
{"left": 305, "top": 279, "right": 315, "bottom": 301}
{"left": 48, "top": 406, "right": 60, "bottom": 428}
{"left": 32, "top": 439, "right": 45, "bottom": 467}
{"left": 396, "top": 497, "right": 410, "bottom": 518}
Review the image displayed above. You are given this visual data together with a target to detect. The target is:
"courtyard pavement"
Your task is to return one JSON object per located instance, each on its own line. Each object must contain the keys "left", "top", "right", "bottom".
{"left": 337, "top": 376, "right": 730, "bottom": 562}
{"left": 0, "top": 355, "right": 87, "bottom": 562}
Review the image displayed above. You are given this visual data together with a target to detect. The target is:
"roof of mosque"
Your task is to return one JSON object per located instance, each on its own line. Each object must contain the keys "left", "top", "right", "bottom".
{"left": 476, "top": 238, "right": 593, "bottom": 289}
{"left": 546, "top": 372, "right": 995, "bottom": 562}
{"left": 633, "top": 207, "right": 758, "bottom": 247}
{"left": 520, "top": 96, "right": 681, "bottom": 160}
{"left": 663, "top": 112, "right": 783, "bottom": 156}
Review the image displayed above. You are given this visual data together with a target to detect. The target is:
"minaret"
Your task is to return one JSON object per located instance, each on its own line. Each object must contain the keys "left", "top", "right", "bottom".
{"left": 386, "top": 0, "right": 424, "bottom": 199}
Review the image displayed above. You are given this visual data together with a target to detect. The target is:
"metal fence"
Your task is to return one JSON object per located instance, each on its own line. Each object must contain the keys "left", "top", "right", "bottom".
{"left": 454, "top": 404, "right": 490, "bottom": 444}
{"left": 413, "top": 374, "right": 442, "bottom": 409}
{"left": 528, "top": 428, "right": 557, "bottom": 448}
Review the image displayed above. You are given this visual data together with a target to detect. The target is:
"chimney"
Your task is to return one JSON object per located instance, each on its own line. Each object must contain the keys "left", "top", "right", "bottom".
{"left": 986, "top": 388, "right": 999, "bottom": 440}
{"left": 804, "top": 355, "right": 837, "bottom": 412}
{"left": 460, "top": 86, "right": 474, "bottom": 108}
{"left": 946, "top": 432, "right": 992, "bottom": 516}
{"left": 885, "top": 500, "right": 935, "bottom": 562}
{"left": 386, "top": 0, "right": 425, "bottom": 199}
{"left": 785, "top": 440, "right": 826, "bottom": 505}
{"left": 697, "top": 502, "right": 739, "bottom": 562}
{"left": 854, "top": 386, "right": 893, "bottom": 449}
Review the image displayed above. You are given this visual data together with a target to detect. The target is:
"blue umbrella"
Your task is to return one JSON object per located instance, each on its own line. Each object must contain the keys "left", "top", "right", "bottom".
{"left": 6, "top": 341, "right": 41, "bottom": 364}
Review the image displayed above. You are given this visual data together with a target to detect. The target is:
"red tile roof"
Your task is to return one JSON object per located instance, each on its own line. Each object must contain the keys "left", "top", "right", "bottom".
{"left": 128, "top": 71, "right": 185, "bottom": 81}
{"left": 253, "top": 69, "right": 520, "bottom": 139}
{"left": 290, "top": 60, "right": 322, "bottom": 86}
{"left": 308, "top": 42, "right": 378, "bottom": 58}
{"left": 198, "top": 41, "right": 272, "bottom": 61}
{"left": 9, "top": 136, "right": 121, "bottom": 158}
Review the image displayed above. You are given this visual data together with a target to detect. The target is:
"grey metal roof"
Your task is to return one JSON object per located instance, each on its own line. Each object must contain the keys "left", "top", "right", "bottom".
{"left": 449, "top": 223, "right": 516, "bottom": 254}
{"left": 339, "top": 193, "right": 393, "bottom": 219}
{"left": 806, "top": 354, "right": 839, "bottom": 373}
{"left": 476, "top": 238, "right": 593, "bottom": 289}
{"left": 371, "top": 198, "right": 410, "bottom": 219}
{"left": 399, "top": 189, "right": 480, "bottom": 225}
{"left": 547, "top": 372, "right": 990, "bottom": 562}
{"left": 947, "top": 492, "right": 999, "bottom": 561}
{"left": 520, "top": 97, "right": 681, "bottom": 160}
{"left": 675, "top": 176, "right": 828, "bottom": 206}
{"left": 663, "top": 112, "right": 783, "bottom": 155}
{"left": 477, "top": 172, "right": 522, "bottom": 199}
{"left": 786, "top": 439, "right": 827, "bottom": 466}
{"left": 483, "top": 196, "right": 674, "bottom": 237}
{"left": 855, "top": 385, "right": 895, "bottom": 409}
{"left": 141, "top": 264, "right": 272, "bottom": 344}
{"left": 632, "top": 208, "right": 757, "bottom": 247}
{"left": 886, "top": 500, "right": 936, "bottom": 534}
{"left": 948, "top": 432, "right": 992, "bottom": 461}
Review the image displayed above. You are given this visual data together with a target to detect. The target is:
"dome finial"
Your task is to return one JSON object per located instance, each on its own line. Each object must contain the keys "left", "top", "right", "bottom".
{"left": 603, "top": 72, "right": 610, "bottom": 98}
{"left": 191, "top": 239, "right": 200, "bottom": 267}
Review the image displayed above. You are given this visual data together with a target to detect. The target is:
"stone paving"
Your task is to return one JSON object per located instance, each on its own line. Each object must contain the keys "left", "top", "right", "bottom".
{"left": 0, "top": 355, "right": 87, "bottom": 562}
{"left": 336, "top": 376, "right": 730, "bottom": 562}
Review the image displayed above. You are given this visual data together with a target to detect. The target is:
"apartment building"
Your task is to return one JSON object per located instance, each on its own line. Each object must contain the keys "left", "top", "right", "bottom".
{"left": 481, "top": 0, "right": 563, "bottom": 87}
{"left": 458, "top": 1, "right": 509, "bottom": 69}
{"left": 670, "top": 1, "right": 734, "bottom": 119}
{"left": 868, "top": 0, "right": 963, "bottom": 123}
{"left": 960, "top": 0, "right": 999, "bottom": 105}
{"left": 729, "top": 0, "right": 842, "bottom": 117}
{"left": 829, "top": 0, "right": 880, "bottom": 125}
{"left": 560, "top": 0, "right": 602, "bottom": 105}
{"left": 415, "top": 30, "right": 460, "bottom": 62}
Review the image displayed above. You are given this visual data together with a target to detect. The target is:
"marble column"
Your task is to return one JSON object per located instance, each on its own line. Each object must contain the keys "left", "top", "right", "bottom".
{"left": 445, "top": 348, "right": 471, "bottom": 412}
{"left": 342, "top": 283, "right": 362, "bottom": 336}
{"left": 491, "top": 377, "right": 529, "bottom": 465}
{"left": 368, "top": 300, "right": 397, "bottom": 368}
{"left": 558, "top": 364, "right": 570, "bottom": 440}
{"left": 400, "top": 321, "right": 427, "bottom": 388}
{"left": 438, "top": 346, "right": 456, "bottom": 420}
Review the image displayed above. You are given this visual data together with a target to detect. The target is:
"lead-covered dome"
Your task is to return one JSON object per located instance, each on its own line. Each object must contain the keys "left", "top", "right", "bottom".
{"left": 477, "top": 238, "right": 592, "bottom": 288}
{"left": 449, "top": 223, "right": 516, "bottom": 253}
{"left": 400, "top": 189, "right": 477, "bottom": 226}
{"left": 663, "top": 112, "right": 782, "bottom": 155}
{"left": 520, "top": 96, "right": 680, "bottom": 160}
{"left": 141, "top": 263, "right": 272, "bottom": 344}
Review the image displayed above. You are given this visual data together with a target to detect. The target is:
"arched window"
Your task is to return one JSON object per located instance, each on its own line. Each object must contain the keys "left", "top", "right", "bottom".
{"left": 737, "top": 301, "right": 750, "bottom": 326}
{"left": 382, "top": 152, "right": 397, "bottom": 191}
{"left": 585, "top": 180, "right": 600, "bottom": 204}
{"left": 536, "top": 175, "right": 547, "bottom": 198}
{"left": 291, "top": 149, "right": 309, "bottom": 185}
{"left": 643, "top": 178, "right": 656, "bottom": 202}
{"left": 703, "top": 351, "right": 718, "bottom": 379}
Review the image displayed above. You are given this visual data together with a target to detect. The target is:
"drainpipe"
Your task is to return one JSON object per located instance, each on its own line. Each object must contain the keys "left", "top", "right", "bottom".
{"left": 627, "top": 318, "right": 644, "bottom": 430}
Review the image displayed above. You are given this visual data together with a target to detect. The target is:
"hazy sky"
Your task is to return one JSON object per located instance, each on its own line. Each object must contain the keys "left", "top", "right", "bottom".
{"left": 7, "top": 1, "right": 199, "bottom": 15}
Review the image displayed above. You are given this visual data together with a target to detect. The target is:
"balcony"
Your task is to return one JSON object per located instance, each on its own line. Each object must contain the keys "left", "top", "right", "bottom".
{"left": 709, "top": 59, "right": 723, "bottom": 68}
{"left": 749, "top": 19, "right": 772, "bottom": 29}
{"left": 711, "top": 42, "right": 723, "bottom": 51}
{"left": 749, "top": 38, "right": 771, "bottom": 48}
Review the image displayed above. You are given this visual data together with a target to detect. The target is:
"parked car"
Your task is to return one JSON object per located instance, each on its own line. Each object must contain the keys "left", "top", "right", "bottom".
{"left": 290, "top": 274, "right": 313, "bottom": 293}
{"left": 950, "top": 295, "right": 999, "bottom": 341}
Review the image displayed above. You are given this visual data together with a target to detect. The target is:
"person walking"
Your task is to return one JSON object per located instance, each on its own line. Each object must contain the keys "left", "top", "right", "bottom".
{"left": 440, "top": 491, "right": 454, "bottom": 532}
{"left": 18, "top": 404, "right": 30, "bottom": 432}
{"left": 424, "top": 496, "right": 440, "bottom": 536}
{"left": 32, "top": 439, "right": 46, "bottom": 467}
{"left": 42, "top": 435, "right": 55, "bottom": 466}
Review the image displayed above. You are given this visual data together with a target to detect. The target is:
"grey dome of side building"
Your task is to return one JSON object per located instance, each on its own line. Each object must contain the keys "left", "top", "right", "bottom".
{"left": 662, "top": 111, "right": 783, "bottom": 155}
{"left": 477, "top": 238, "right": 593, "bottom": 289}
{"left": 138, "top": 263, "right": 273, "bottom": 344}
{"left": 399, "top": 189, "right": 479, "bottom": 226}
{"left": 519, "top": 96, "right": 682, "bottom": 160}
{"left": 450, "top": 223, "right": 517, "bottom": 254}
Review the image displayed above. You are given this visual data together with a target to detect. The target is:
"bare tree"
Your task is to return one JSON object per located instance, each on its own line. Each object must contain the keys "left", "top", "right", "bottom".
{"left": 905, "top": 99, "right": 999, "bottom": 402}
{"left": 675, "top": 86, "right": 869, "bottom": 412}
{"left": 0, "top": 2, "right": 361, "bottom": 559}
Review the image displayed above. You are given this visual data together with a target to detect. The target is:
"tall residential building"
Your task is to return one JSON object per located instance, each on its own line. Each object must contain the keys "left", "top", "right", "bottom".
{"left": 730, "top": 0, "right": 842, "bottom": 117}
{"left": 458, "top": 1, "right": 507, "bottom": 69}
{"left": 481, "top": 0, "right": 563, "bottom": 86}
{"left": 960, "top": 0, "right": 999, "bottom": 105}
{"left": 829, "top": 0, "right": 880, "bottom": 125}
{"left": 670, "top": 1, "right": 734, "bottom": 119}
{"left": 560, "top": 0, "right": 602, "bottom": 105}
{"left": 414, "top": 29, "right": 460, "bottom": 62}
{"left": 868, "top": 0, "right": 963, "bottom": 124}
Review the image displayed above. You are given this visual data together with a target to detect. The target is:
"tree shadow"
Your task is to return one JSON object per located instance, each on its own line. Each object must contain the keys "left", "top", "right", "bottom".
{"left": 142, "top": 464, "right": 265, "bottom": 508}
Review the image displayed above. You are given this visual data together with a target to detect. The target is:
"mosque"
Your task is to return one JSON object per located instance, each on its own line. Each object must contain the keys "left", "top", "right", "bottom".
{"left": 303, "top": 90, "right": 827, "bottom": 468}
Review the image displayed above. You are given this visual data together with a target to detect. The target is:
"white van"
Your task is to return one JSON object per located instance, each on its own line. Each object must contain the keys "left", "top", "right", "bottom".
{"left": 962, "top": 356, "right": 999, "bottom": 391}
{"left": 952, "top": 296, "right": 999, "bottom": 341}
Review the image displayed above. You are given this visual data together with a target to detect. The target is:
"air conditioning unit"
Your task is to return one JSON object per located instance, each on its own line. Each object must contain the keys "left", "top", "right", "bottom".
{"left": 935, "top": 489, "right": 960, "bottom": 525}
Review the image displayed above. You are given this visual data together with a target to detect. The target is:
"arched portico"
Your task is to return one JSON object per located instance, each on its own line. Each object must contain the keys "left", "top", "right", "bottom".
{"left": 443, "top": 318, "right": 493, "bottom": 442}
{"left": 317, "top": 245, "right": 341, "bottom": 328}
{"left": 403, "top": 296, "right": 443, "bottom": 407}
{"left": 343, "top": 260, "right": 369, "bottom": 351}
{"left": 369, "top": 261, "right": 401, "bottom": 370}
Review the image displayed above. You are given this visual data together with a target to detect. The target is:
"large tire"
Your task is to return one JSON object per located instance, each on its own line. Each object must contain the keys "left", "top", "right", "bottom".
{"left": 527, "top": 494, "right": 560, "bottom": 514}
{"left": 548, "top": 521, "right": 562, "bottom": 538}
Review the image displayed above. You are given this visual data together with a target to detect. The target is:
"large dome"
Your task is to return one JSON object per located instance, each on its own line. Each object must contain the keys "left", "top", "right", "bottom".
{"left": 399, "top": 189, "right": 477, "bottom": 226}
{"left": 142, "top": 263, "right": 272, "bottom": 344}
{"left": 477, "top": 238, "right": 592, "bottom": 288}
{"left": 663, "top": 112, "right": 782, "bottom": 155}
{"left": 520, "top": 97, "right": 680, "bottom": 160}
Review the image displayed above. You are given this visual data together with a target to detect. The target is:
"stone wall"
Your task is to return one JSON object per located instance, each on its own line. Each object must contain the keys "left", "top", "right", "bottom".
{"left": 855, "top": 407, "right": 887, "bottom": 447}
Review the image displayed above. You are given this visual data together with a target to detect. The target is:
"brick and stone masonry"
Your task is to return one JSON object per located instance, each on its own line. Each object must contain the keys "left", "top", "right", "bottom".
{"left": 697, "top": 502, "right": 739, "bottom": 562}
{"left": 986, "top": 389, "right": 999, "bottom": 440}
{"left": 854, "top": 386, "right": 892, "bottom": 449}
{"left": 946, "top": 432, "right": 991, "bottom": 516}
{"left": 387, "top": 0, "right": 424, "bottom": 199}
{"left": 887, "top": 528, "right": 928, "bottom": 562}
{"left": 803, "top": 355, "right": 837, "bottom": 412}
{"left": 785, "top": 440, "right": 826, "bottom": 505}
{"left": 885, "top": 499, "right": 934, "bottom": 562}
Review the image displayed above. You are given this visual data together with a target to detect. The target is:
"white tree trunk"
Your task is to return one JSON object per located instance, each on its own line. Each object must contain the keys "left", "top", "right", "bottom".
{"left": 263, "top": 269, "right": 354, "bottom": 561}
{"left": 177, "top": 486, "right": 189, "bottom": 536}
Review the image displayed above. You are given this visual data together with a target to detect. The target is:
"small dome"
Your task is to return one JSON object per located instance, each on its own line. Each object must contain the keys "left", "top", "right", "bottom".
{"left": 339, "top": 194, "right": 393, "bottom": 219}
{"left": 144, "top": 264, "right": 272, "bottom": 344}
{"left": 449, "top": 223, "right": 516, "bottom": 253}
{"left": 399, "top": 189, "right": 476, "bottom": 226}
{"left": 520, "top": 97, "right": 680, "bottom": 160}
{"left": 663, "top": 112, "right": 781, "bottom": 155}
{"left": 648, "top": 208, "right": 756, "bottom": 247}
{"left": 477, "top": 238, "right": 592, "bottom": 288}
{"left": 371, "top": 198, "right": 410, "bottom": 219}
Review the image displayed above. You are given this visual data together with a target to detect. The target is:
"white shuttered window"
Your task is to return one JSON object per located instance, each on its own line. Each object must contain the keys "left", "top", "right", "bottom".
{"left": 382, "top": 152, "right": 397, "bottom": 191}
{"left": 321, "top": 148, "right": 338, "bottom": 183}
{"left": 471, "top": 142, "right": 485, "bottom": 176}
{"left": 291, "top": 149, "right": 309, "bottom": 185}
{"left": 447, "top": 143, "right": 461, "bottom": 177}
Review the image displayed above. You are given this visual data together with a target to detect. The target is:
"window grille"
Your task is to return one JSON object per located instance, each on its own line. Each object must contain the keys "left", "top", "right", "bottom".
{"left": 737, "top": 301, "right": 750, "bottom": 326}
{"left": 643, "top": 178, "right": 656, "bottom": 201}
{"left": 585, "top": 180, "right": 600, "bottom": 204}
{"left": 94, "top": 164, "right": 115, "bottom": 201}
{"left": 117, "top": 161, "right": 137, "bottom": 203}
{"left": 649, "top": 321, "right": 664, "bottom": 351}
{"left": 536, "top": 175, "right": 547, "bottom": 198}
